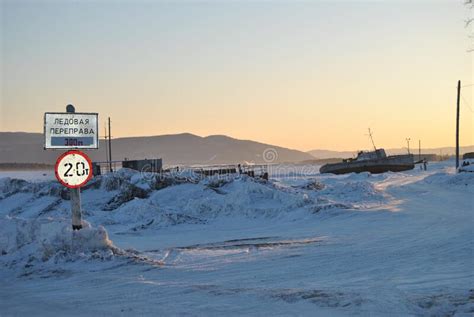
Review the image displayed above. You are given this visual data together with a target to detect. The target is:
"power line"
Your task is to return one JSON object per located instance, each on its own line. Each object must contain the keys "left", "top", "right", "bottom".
{"left": 460, "top": 93, "right": 474, "bottom": 113}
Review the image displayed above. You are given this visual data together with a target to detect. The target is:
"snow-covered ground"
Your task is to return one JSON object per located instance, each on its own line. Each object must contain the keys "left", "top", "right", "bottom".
{"left": 1, "top": 161, "right": 473, "bottom": 316}
{"left": 0, "top": 170, "right": 54, "bottom": 182}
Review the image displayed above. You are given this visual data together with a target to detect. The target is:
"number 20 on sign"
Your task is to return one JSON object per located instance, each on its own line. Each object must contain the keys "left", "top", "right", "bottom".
{"left": 55, "top": 150, "right": 93, "bottom": 189}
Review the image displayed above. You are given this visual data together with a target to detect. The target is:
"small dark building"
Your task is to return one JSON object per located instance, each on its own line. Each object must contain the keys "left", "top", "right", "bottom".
{"left": 122, "top": 158, "right": 163, "bottom": 173}
{"left": 463, "top": 152, "right": 474, "bottom": 160}
{"left": 92, "top": 162, "right": 102, "bottom": 176}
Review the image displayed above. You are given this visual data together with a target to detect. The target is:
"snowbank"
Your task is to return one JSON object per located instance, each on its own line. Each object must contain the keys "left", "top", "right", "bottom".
{"left": 0, "top": 169, "right": 393, "bottom": 237}
{"left": 423, "top": 170, "right": 474, "bottom": 191}
{"left": 0, "top": 217, "right": 118, "bottom": 271}
{"left": 148, "top": 176, "right": 311, "bottom": 221}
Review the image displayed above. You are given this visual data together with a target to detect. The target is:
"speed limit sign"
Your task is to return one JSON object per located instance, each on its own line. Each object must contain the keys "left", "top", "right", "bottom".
{"left": 55, "top": 150, "right": 93, "bottom": 188}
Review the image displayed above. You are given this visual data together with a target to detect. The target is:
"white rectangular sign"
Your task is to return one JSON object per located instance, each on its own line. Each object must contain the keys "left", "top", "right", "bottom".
{"left": 44, "top": 112, "right": 99, "bottom": 149}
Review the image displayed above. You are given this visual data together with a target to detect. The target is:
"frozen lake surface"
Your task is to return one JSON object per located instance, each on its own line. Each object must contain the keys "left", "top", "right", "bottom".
{"left": 0, "top": 162, "right": 473, "bottom": 316}
{"left": 0, "top": 170, "right": 54, "bottom": 182}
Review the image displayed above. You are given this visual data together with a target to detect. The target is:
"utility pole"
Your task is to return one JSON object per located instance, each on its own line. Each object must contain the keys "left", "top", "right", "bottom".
{"left": 456, "top": 80, "right": 461, "bottom": 170}
{"left": 406, "top": 138, "right": 411, "bottom": 155}
{"left": 66, "top": 104, "right": 82, "bottom": 230}
{"left": 104, "top": 125, "right": 109, "bottom": 169}
{"left": 108, "top": 117, "right": 113, "bottom": 173}
{"left": 419, "top": 140, "right": 421, "bottom": 162}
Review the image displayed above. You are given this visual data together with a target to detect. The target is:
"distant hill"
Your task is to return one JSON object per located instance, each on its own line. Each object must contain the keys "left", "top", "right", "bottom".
{"left": 308, "top": 146, "right": 474, "bottom": 159}
{"left": 0, "top": 132, "right": 313, "bottom": 165}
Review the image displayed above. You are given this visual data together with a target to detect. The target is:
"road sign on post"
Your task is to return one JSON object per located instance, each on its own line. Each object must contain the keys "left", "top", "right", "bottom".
{"left": 45, "top": 104, "right": 98, "bottom": 231}
{"left": 44, "top": 111, "right": 98, "bottom": 149}
{"left": 55, "top": 149, "right": 93, "bottom": 230}
{"left": 55, "top": 150, "right": 93, "bottom": 189}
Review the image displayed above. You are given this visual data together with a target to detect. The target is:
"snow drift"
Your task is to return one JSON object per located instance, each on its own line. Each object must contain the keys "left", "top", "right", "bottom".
{"left": 0, "top": 218, "right": 117, "bottom": 269}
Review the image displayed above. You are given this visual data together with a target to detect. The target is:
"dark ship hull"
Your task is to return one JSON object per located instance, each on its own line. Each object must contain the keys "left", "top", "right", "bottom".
{"left": 320, "top": 154, "right": 415, "bottom": 175}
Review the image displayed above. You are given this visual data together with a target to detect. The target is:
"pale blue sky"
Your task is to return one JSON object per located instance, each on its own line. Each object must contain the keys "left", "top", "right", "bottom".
{"left": 1, "top": 0, "right": 472, "bottom": 150}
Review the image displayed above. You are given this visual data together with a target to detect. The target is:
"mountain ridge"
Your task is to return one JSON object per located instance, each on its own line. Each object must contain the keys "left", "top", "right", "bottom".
{"left": 0, "top": 132, "right": 312, "bottom": 165}
{"left": 2, "top": 132, "right": 472, "bottom": 165}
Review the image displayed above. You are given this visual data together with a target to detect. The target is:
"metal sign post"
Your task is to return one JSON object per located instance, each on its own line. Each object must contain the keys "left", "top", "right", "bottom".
{"left": 71, "top": 186, "right": 83, "bottom": 230}
{"left": 45, "top": 104, "right": 98, "bottom": 230}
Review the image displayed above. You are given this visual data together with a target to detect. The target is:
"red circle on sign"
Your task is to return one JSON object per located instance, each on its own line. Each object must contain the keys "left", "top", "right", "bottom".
{"left": 55, "top": 150, "right": 94, "bottom": 189}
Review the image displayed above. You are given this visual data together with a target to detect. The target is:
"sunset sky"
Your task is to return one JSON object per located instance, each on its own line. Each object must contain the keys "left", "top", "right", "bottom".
{"left": 1, "top": 0, "right": 472, "bottom": 151}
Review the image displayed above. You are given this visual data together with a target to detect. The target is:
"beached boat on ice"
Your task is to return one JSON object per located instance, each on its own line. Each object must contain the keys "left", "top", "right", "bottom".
{"left": 320, "top": 149, "right": 415, "bottom": 175}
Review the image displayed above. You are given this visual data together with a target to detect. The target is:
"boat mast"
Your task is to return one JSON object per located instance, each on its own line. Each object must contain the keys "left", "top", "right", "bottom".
{"left": 368, "top": 128, "right": 377, "bottom": 151}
